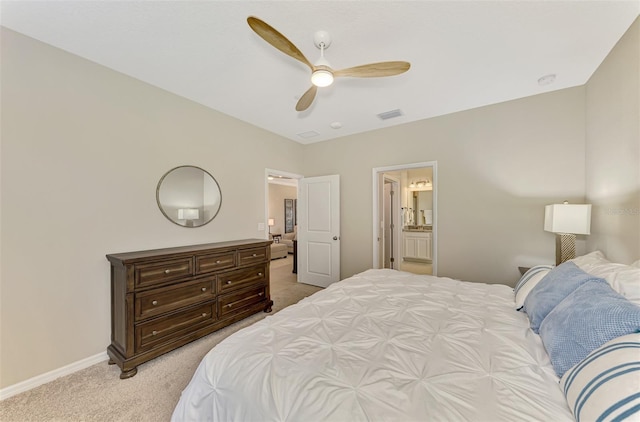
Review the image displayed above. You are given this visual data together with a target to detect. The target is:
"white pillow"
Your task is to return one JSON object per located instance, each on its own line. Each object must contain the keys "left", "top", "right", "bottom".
{"left": 513, "top": 265, "right": 553, "bottom": 309}
{"left": 633, "top": 259, "right": 640, "bottom": 268}
{"left": 571, "top": 250, "right": 610, "bottom": 269}
{"left": 560, "top": 333, "right": 640, "bottom": 422}
{"left": 571, "top": 251, "right": 640, "bottom": 306}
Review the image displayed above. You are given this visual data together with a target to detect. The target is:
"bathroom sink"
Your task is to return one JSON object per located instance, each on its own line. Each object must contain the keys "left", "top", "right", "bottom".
{"left": 403, "top": 225, "right": 432, "bottom": 231}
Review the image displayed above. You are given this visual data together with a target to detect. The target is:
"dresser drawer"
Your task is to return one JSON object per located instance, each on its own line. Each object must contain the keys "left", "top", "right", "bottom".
{"left": 135, "top": 302, "right": 216, "bottom": 352}
{"left": 218, "top": 285, "right": 267, "bottom": 318}
{"left": 134, "top": 258, "right": 193, "bottom": 289}
{"left": 135, "top": 277, "right": 215, "bottom": 321}
{"left": 217, "top": 264, "right": 267, "bottom": 294}
{"left": 238, "top": 247, "right": 269, "bottom": 266}
{"left": 195, "top": 251, "right": 235, "bottom": 275}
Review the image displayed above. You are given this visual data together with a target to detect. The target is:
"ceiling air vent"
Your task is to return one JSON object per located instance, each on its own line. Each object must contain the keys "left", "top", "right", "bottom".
{"left": 297, "top": 130, "right": 320, "bottom": 139}
{"left": 377, "top": 109, "right": 403, "bottom": 120}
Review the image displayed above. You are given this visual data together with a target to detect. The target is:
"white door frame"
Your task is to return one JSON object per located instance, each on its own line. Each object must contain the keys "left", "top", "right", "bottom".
{"left": 372, "top": 161, "right": 438, "bottom": 275}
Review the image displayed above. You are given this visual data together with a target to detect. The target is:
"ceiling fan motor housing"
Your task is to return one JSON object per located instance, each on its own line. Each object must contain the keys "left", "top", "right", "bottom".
{"left": 313, "top": 30, "right": 332, "bottom": 49}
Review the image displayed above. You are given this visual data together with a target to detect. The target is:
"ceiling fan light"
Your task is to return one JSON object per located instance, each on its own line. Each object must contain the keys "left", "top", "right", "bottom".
{"left": 311, "top": 69, "right": 334, "bottom": 87}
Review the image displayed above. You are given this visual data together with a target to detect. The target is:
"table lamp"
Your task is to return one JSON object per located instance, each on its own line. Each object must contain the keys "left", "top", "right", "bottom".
{"left": 178, "top": 208, "right": 200, "bottom": 228}
{"left": 544, "top": 201, "right": 591, "bottom": 265}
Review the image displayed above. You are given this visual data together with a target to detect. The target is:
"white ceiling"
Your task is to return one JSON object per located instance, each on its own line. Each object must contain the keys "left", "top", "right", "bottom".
{"left": 2, "top": 1, "right": 638, "bottom": 144}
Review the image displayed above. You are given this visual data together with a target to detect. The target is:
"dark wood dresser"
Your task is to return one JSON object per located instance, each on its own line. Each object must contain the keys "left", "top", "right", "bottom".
{"left": 106, "top": 239, "right": 273, "bottom": 379}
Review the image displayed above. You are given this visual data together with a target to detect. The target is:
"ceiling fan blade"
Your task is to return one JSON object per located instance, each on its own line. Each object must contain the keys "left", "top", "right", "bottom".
{"left": 334, "top": 61, "right": 411, "bottom": 78}
{"left": 247, "top": 16, "right": 314, "bottom": 70}
{"left": 296, "top": 85, "right": 318, "bottom": 111}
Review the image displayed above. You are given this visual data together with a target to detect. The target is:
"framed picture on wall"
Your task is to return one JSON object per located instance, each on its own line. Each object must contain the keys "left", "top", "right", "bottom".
{"left": 285, "top": 198, "right": 294, "bottom": 233}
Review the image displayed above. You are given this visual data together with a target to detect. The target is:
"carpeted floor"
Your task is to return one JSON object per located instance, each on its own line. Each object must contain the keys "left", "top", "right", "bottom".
{"left": 0, "top": 255, "right": 321, "bottom": 421}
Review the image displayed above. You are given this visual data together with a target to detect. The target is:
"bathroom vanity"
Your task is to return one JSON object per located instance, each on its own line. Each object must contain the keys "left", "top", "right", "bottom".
{"left": 402, "top": 226, "right": 432, "bottom": 262}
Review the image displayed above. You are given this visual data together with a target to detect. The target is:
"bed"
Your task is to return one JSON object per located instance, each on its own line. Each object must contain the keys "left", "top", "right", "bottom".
{"left": 172, "top": 252, "right": 640, "bottom": 421}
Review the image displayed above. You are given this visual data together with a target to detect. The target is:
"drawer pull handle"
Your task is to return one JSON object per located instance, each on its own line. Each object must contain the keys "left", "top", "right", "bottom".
{"left": 258, "top": 272, "right": 263, "bottom": 277}
{"left": 201, "top": 313, "right": 207, "bottom": 318}
{"left": 201, "top": 287, "right": 207, "bottom": 292}
{"left": 164, "top": 269, "right": 171, "bottom": 274}
{"left": 226, "top": 280, "right": 232, "bottom": 285}
{"left": 227, "top": 304, "right": 232, "bottom": 308}
{"left": 258, "top": 292, "right": 264, "bottom": 296}
{"left": 252, "top": 253, "right": 257, "bottom": 257}
{"left": 152, "top": 330, "right": 158, "bottom": 336}
{"left": 152, "top": 300, "right": 158, "bottom": 306}
{"left": 216, "top": 260, "right": 221, "bottom": 264}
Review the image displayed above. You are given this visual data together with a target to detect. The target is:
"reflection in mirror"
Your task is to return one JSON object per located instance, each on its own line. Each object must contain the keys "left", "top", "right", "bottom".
{"left": 412, "top": 191, "right": 433, "bottom": 226}
{"left": 156, "top": 165, "right": 222, "bottom": 228}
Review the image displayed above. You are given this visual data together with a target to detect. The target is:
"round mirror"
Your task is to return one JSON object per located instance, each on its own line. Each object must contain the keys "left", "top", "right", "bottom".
{"left": 156, "top": 165, "right": 222, "bottom": 228}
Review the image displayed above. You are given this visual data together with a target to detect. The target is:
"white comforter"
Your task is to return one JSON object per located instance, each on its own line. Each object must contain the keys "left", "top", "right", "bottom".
{"left": 172, "top": 269, "right": 573, "bottom": 421}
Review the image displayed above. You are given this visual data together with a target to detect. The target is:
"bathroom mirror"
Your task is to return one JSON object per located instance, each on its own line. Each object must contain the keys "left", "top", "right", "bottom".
{"left": 156, "top": 165, "right": 222, "bottom": 228}
{"left": 411, "top": 191, "right": 433, "bottom": 226}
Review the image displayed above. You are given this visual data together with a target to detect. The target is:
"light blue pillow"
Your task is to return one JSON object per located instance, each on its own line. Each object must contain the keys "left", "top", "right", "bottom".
{"left": 539, "top": 279, "right": 640, "bottom": 377}
{"left": 523, "top": 261, "right": 602, "bottom": 333}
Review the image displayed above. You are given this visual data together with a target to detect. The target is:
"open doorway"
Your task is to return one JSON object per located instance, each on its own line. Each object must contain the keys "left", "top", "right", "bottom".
{"left": 373, "top": 162, "right": 437, "bottom": 276}
{"left": 265, "top": 169, "right": 300, "bottom": 274}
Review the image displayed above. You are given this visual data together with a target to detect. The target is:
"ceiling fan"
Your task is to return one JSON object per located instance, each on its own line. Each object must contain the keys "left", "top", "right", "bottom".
{"left": 247, "top": 16, "right": 411, "bottom": 112}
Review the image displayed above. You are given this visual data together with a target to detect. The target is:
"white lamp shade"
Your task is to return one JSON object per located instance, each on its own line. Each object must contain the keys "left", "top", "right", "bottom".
{"left": 268, "top": 218, "right": 275, "bottom": 226}
{"left": 178, "top": 208, "right": 199, "bottom": 220}
{"left": 544, "top": 203, "right": 591, "bottom": 235}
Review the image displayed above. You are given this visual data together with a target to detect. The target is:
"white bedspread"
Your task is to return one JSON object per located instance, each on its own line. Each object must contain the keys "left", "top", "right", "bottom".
{"left": 172, "top": 269, "right": 573, "bottom": 421}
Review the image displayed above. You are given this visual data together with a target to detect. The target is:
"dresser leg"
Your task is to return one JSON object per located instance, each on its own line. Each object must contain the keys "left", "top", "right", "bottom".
{"left": 119, "top": 367, "right": 138, "bottom": 379}
{"left": 108, "top": 358, "right": 115, "bottom": 365}
{"left": 264, "top": 300, "right": 273, "bottom": 313}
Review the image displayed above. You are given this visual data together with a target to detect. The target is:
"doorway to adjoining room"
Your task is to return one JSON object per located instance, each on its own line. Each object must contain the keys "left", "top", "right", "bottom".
{"left": 266, "top": 172, "right": 298, "bottom": 273}
{"left": 373, "top": 162, "right": 437, "bottom": 276}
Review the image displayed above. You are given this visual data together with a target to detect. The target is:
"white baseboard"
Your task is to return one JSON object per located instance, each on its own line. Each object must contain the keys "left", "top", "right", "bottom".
{"left": 0, "top": 351, "right": 109, "bottom": 401}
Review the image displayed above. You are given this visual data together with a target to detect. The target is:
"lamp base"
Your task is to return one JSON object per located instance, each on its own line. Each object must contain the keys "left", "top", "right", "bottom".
{"left": 555, "top": 233, "right": 576, "bottom": 266}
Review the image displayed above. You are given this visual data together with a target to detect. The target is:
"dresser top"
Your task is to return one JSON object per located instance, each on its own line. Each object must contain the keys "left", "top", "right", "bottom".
{"left": 106, "top": 238, "right": 271, "bottom": 264}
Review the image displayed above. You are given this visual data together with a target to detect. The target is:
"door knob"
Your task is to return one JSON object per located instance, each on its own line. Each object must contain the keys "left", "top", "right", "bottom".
{"left": 333, "top": 236, "right": 338, "bottom": 240}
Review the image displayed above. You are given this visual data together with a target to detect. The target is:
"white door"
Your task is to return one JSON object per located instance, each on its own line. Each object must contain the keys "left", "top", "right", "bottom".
{"left": 383, "top": 182, "right": 392, "bottom": 268}
{"left": 298, "top": 175, "right": 340, "bottom": 288}
{"left": 383, "top": 176, "right": 401, "bottom": 269}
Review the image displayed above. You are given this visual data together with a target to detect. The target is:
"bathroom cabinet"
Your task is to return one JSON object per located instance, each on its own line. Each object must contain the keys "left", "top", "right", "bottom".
{"left": 403, "top": 231, "right": 432, "bottom": 261}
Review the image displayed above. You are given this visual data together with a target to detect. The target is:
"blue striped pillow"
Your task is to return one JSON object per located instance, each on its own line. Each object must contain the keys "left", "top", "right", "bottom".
{"left": 560, "top": 333, "right": 640, "bottom": 422}
{"left": 514, "top": 265, "right": 554, "bottom": 310}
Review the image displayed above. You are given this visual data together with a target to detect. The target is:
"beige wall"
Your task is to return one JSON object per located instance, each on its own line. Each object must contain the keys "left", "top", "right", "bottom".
{"left": 585, "top": 17, "right": 640, "bottom": 264}
{"left": 0, "top": 28, "right": 304, "bottom": 388}
{"left": 302, "top": 88, "right": 587, "bottom": 285}
{"left": 268, "top": 183, "right": 297, "bottom": 235}
{"left": 2, "top": 17, "right": 638, "bottom": 391}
